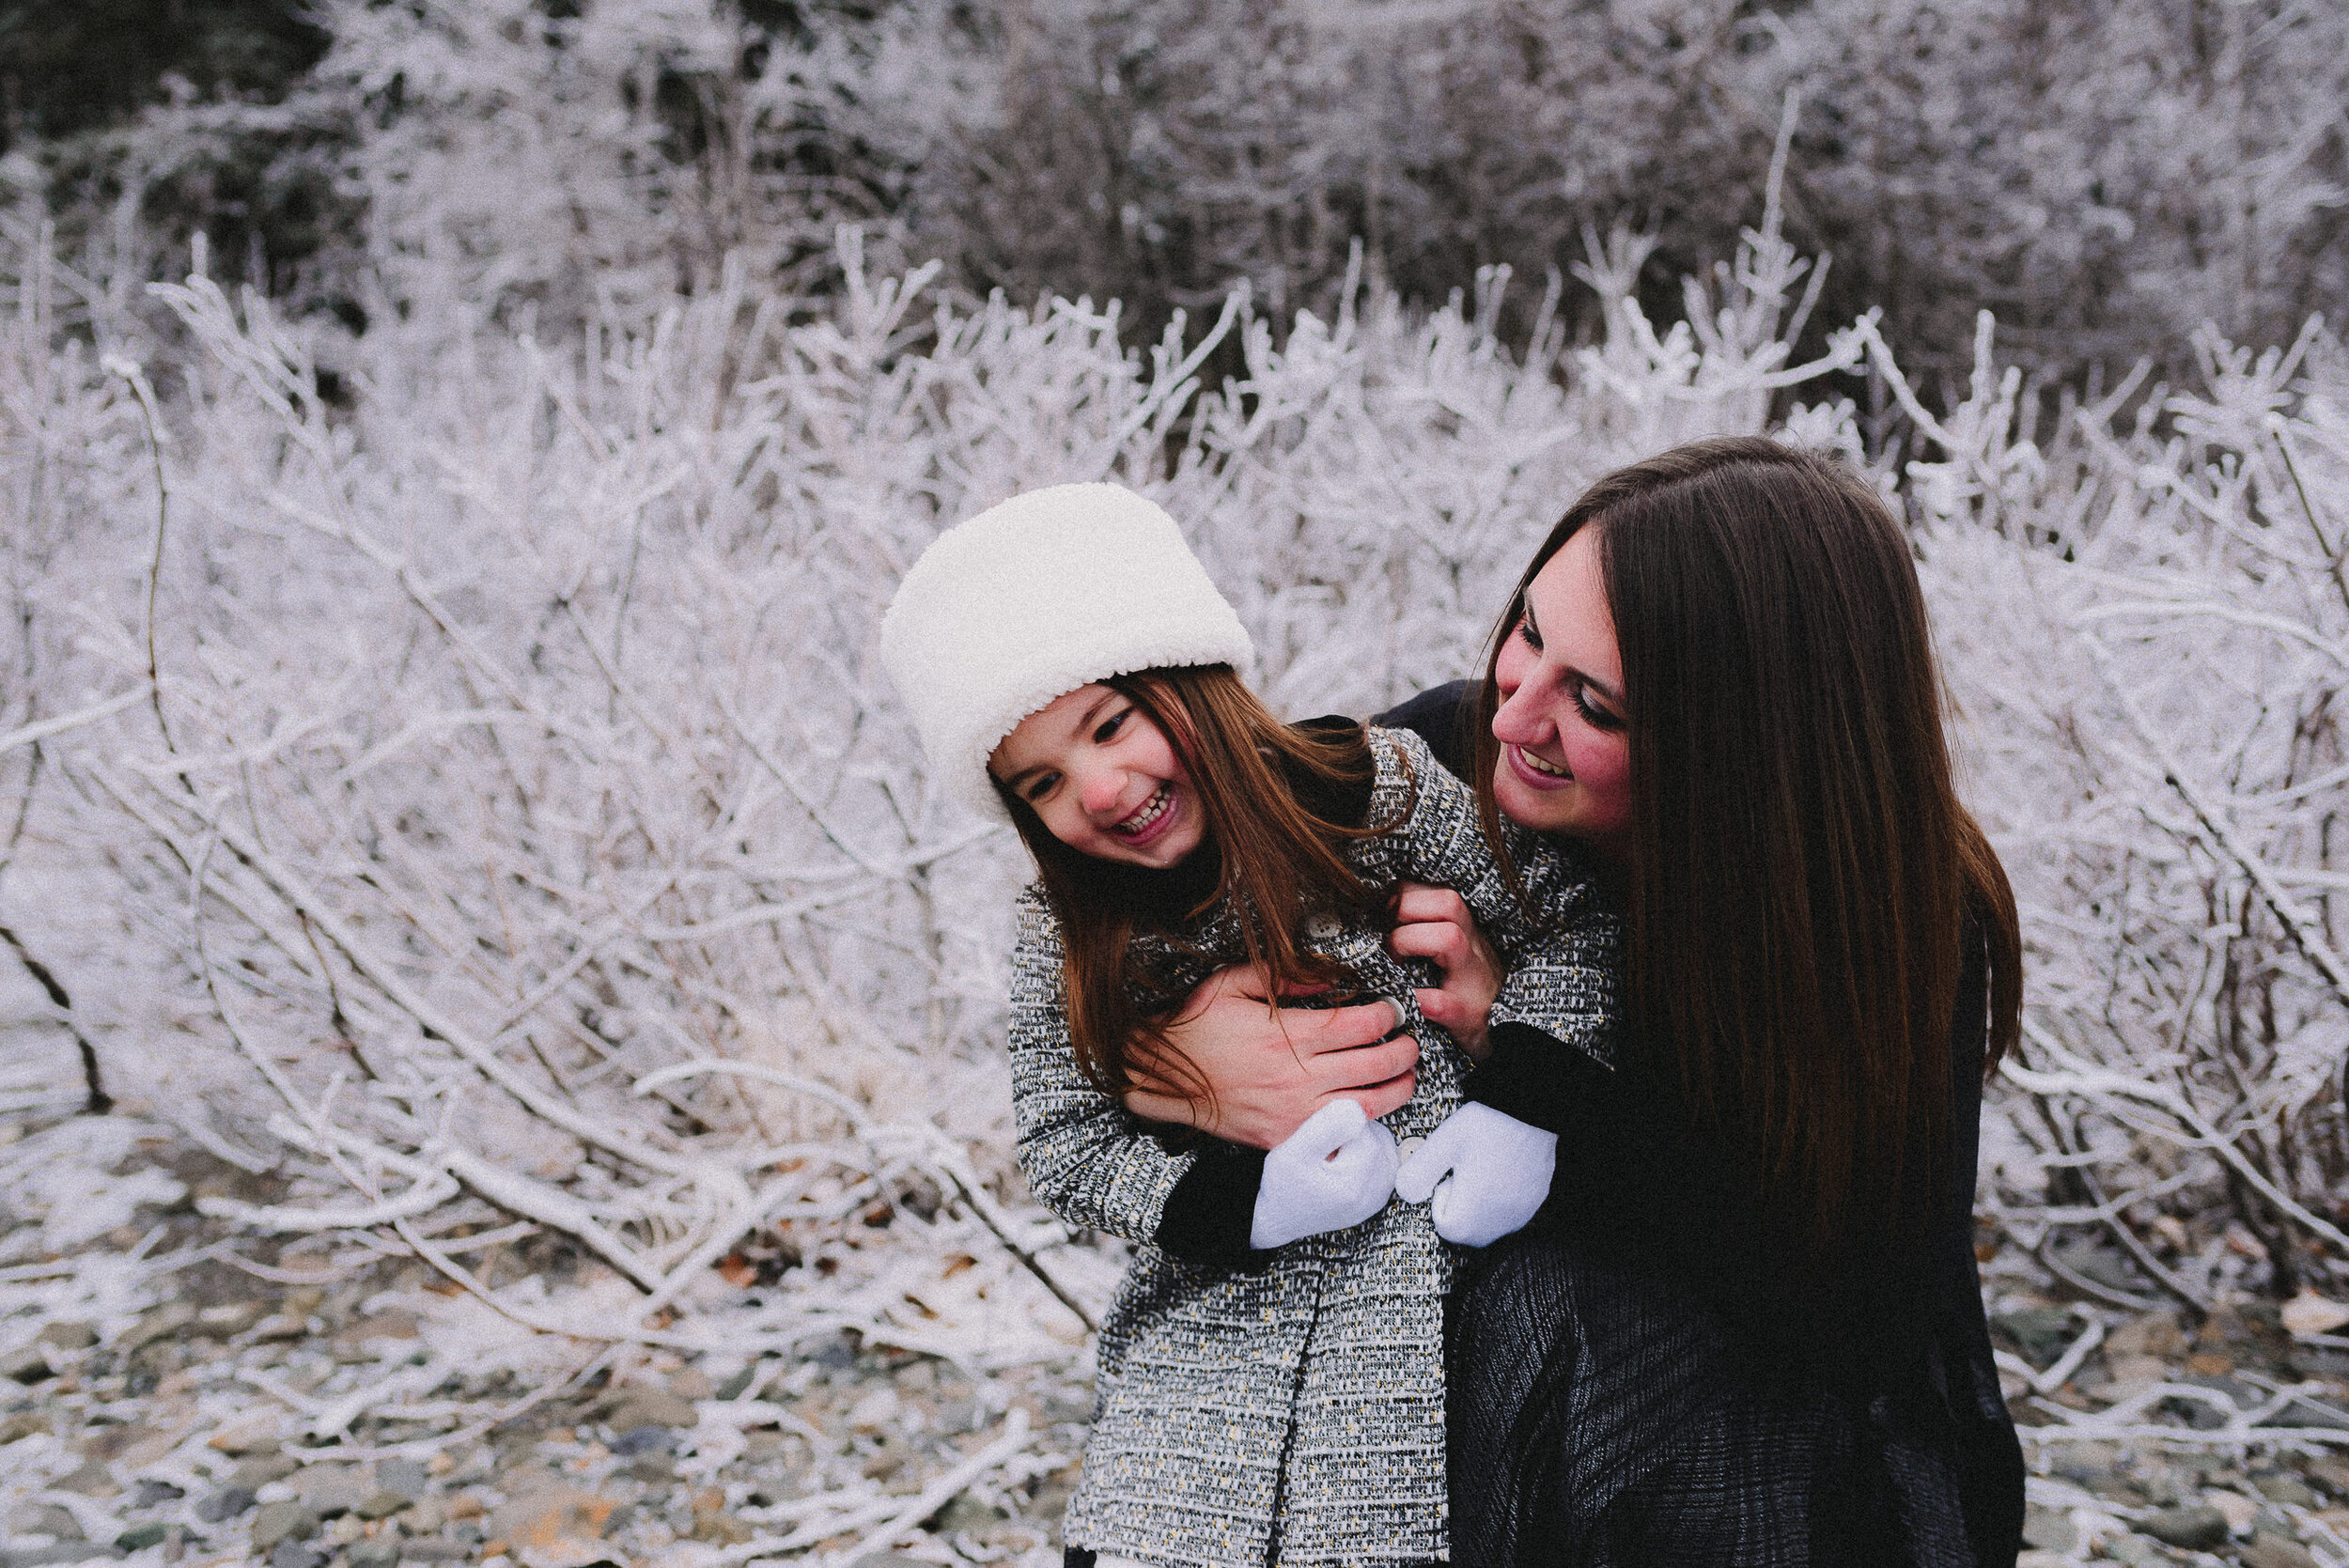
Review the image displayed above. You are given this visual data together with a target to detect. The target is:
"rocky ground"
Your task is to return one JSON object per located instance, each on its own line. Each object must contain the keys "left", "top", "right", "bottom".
{"left": 7, "top": 1103, "right": 2349, "bottom": 1567}
{"left": 0, "top": 1101, "right": 1095, "bottom": 1568}
{"left": 1987, "top": 1287, "right": 2349, "bottom": 1568}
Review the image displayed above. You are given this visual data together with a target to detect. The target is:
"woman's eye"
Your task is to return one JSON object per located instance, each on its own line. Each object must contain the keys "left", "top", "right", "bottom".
{"left": 1572, "top": 685, "right": 1624, "bottom": 732}
{"left": 1517, "top": 616, "right": 1543, "bottom": 652}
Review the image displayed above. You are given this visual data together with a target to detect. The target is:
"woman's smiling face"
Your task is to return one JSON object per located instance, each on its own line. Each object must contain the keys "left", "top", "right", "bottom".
{"left": 989, "top": 683, "right": 1206, "bottom": 869}
{"left": 1491, "top": 525, "right": 1634, "bottom": 860}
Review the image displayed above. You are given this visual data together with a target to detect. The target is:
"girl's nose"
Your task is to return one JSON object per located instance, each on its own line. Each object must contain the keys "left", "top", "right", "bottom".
{"left": 1077, "top": 766, "right": 1127, "bottom": 816}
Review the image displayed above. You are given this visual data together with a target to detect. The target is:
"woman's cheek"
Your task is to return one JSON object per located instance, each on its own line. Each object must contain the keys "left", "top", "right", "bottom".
{"left": 1576, "top": 737, "right": 1635, "bottom": 825}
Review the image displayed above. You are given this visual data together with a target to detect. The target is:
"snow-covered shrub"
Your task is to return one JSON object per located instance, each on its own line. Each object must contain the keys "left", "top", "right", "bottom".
{"left": 302, "top": 0, "right": 991, "bottom": 327}
{"left": 0, "top": 210, "right": 1851, "bottom": 1341}
{"left": 23, "top": 0, "right": 2344, "bottom": 400}
{"left": 1780, "top": 0, "right": 2349, "bottom": 382}
{"left": 7, "top": 163, "right": 2349, "bottom": 1331}
{"left": 829, "top": 0, "right": 2348, "bottom": 386}
{"left": 1909, "top": 315, "right": 2349, "bottom": 1303}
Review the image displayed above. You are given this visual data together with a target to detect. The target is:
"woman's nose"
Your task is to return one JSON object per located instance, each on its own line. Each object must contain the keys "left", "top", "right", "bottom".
{"left": 1491, "top": 683, "right": 1544, "bottom": 745}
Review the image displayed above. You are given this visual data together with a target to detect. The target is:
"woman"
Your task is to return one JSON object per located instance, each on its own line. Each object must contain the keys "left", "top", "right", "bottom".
{"left": 1126, "top": 437, "right": 2026, "bottom": 1565}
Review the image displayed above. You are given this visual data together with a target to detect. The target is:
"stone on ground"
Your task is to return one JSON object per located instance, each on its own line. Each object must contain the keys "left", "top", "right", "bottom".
{"left": 488, "top": 1484, "right": 619, "bottom": 1568}
{"left": 2137, "top": 1504, "right": 2230, "bottom": 1550}
{"left": 249, "top": 1499, "right": 321, "bottom": 1550}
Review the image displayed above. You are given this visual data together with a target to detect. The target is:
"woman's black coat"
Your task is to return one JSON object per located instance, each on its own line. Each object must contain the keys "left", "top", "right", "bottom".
{"left": 1380, "top": 682, "right": 2025, "bottom": 1568}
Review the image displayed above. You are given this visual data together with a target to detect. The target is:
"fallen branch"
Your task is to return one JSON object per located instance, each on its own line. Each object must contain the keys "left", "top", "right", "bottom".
{"left": 1995, "top": 1317, "right": 2107, "bottom": 1396}
{"left": 635, "top": 1060, "right": 1101, "bottom": 1335}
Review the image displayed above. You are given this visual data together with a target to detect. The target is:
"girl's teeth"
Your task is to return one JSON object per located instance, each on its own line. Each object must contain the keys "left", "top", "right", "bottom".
{"left": 1118, "top": 784, "right": 1172, "bottom": 833}
{"left": 1520, "top": 749, "right": 1569, "bottom": 778}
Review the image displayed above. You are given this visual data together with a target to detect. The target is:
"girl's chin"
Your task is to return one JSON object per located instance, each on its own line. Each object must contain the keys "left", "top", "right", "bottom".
{"left": 1136, "top": 815, "right": 1206, "bottom": 866}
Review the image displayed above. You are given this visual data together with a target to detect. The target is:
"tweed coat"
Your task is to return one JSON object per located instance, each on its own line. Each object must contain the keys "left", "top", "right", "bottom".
{"left": 1008, "top": 724, "right": 1618, "bottom": 1568}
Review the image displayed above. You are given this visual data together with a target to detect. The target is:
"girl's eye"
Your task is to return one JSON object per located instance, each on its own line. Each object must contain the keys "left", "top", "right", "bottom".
{"left": 1023, "top": 772, "right": 1061, "bottom": 802}
{"left": 1093, "top": 709, "right": 1130, "bottom": 745}
{"left": 1572, "top": 684, "right": 1625, "bottom": 733}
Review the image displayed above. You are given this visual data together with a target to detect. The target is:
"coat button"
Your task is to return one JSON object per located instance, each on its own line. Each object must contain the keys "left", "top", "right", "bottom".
{"left": 1306, "top": 914, "right": 1341, "bottom": 942}
{"left": 1397, "top": 1136, "right": 1426, "bottom": 1160}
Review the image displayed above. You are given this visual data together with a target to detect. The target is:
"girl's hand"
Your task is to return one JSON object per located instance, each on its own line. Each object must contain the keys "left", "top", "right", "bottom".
{"left": 1122, "top": 965, "right": 1420, "bottom": 1150}
{"left": 1389, "top": 883, "right": 1502, "bottom": 1062}
{"left": 1392, "top": 1102, "right": 1556, "bottom": 1247}
{"left": 1251, "top": 1100, "right": 1401, "bottom": 1249}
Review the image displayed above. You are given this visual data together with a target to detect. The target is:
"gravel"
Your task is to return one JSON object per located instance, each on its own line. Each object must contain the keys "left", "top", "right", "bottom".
{"left": 9, "top": 1107, "right": 2349, "bottom": 1566}
{"left": 0, "top": 1113, "right": 1089, "bottom": 1567}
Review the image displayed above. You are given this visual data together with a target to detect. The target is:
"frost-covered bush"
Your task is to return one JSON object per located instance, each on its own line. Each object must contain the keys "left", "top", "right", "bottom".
{"left": 1774, "top": 0, "right": 2349, "bottom": 382}
{"left": 1916, "top": 319, "right": 2349, "bottom": 1305}
{"left": 0, "top": 211, "right": 1857, "bottom": 1339}
{"left": 34, "top": 0, "right": 2341, "bottom": 392}
{"left": 0, "top": 0, "right": 340, "bottom": 310}
{"left": 5, "top": 182, "right": 2348, "bottom": 1335}
{"left": 946, "top": 0, "right": 2349, "bottom": 387}
{"left": 307, "top": 0, "right": 983, "bottom": 324}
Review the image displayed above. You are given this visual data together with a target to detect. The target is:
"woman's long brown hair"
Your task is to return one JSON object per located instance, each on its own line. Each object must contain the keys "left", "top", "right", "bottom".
{"left": 998, "top": 664, "right": 1385, "bottom": 1109}
{"left": 1471, "top": 437, "right": 2022, "bottom": 1264}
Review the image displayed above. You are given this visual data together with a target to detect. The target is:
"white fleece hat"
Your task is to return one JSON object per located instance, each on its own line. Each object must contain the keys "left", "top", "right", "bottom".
{"left": 881, "top": 483, "right": 1252, "bottom": 819}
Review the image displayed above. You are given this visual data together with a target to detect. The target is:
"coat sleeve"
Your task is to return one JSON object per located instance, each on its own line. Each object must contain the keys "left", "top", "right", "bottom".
{"left": 1467, "top": 881, "right": 1620, "bottom": 1127}
{"left": 1363, "top": 726, "right": 1621, "bottom": 1119}
{"left": 1008, "top": 886, "right": 1268, "bottom": 1265}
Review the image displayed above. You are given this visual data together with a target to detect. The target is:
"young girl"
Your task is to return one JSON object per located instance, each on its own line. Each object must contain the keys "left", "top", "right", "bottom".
{"left": 881, "top": 483, "right": 1615, "bottom": 1568}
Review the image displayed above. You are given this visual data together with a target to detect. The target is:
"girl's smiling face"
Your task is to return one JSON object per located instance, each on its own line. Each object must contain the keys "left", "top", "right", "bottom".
{"left": 990, "top": 683, "right": 1206, "bottom": 869}
{"left": 1490, "top": 525, "right": 1634, "bottom": 861}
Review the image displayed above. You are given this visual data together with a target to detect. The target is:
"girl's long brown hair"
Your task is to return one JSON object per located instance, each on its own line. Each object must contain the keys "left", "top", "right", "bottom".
{"left": 1472, "top": 438, "right": 2022, "bottom": 1264}
{"left": 998, "top": 664, "right": 1384, "bottom": 1107}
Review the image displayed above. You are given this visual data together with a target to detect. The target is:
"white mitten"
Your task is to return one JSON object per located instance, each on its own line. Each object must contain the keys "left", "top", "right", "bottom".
{"left": 1392, "top": 1102, "right": 1557, "bottom": 1247}
{"left": 1250, "top": 1099, "right": 1401, "bottom": 1250}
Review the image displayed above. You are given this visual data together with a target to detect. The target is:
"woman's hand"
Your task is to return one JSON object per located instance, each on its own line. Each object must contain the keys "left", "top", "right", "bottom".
{"left": 1123, "top": 966, "right": 1420, "bottom": 1150}
{"left": 1389, "top": 882, "right": 1502, "bottom": 1062}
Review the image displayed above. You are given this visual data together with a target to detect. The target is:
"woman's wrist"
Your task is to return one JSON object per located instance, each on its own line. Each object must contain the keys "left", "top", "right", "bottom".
{"left": 1123, "top": 970, "right": 1420, "bottom": 1149}
{"left": 1122, "top": 1081, "right": 1297, "bottom": 1150}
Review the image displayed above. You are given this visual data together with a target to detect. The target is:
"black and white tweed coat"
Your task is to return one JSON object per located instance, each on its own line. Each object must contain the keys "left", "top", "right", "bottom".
{"left": 1008, "top": 725, "right": 1618, "bottom": 1567}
